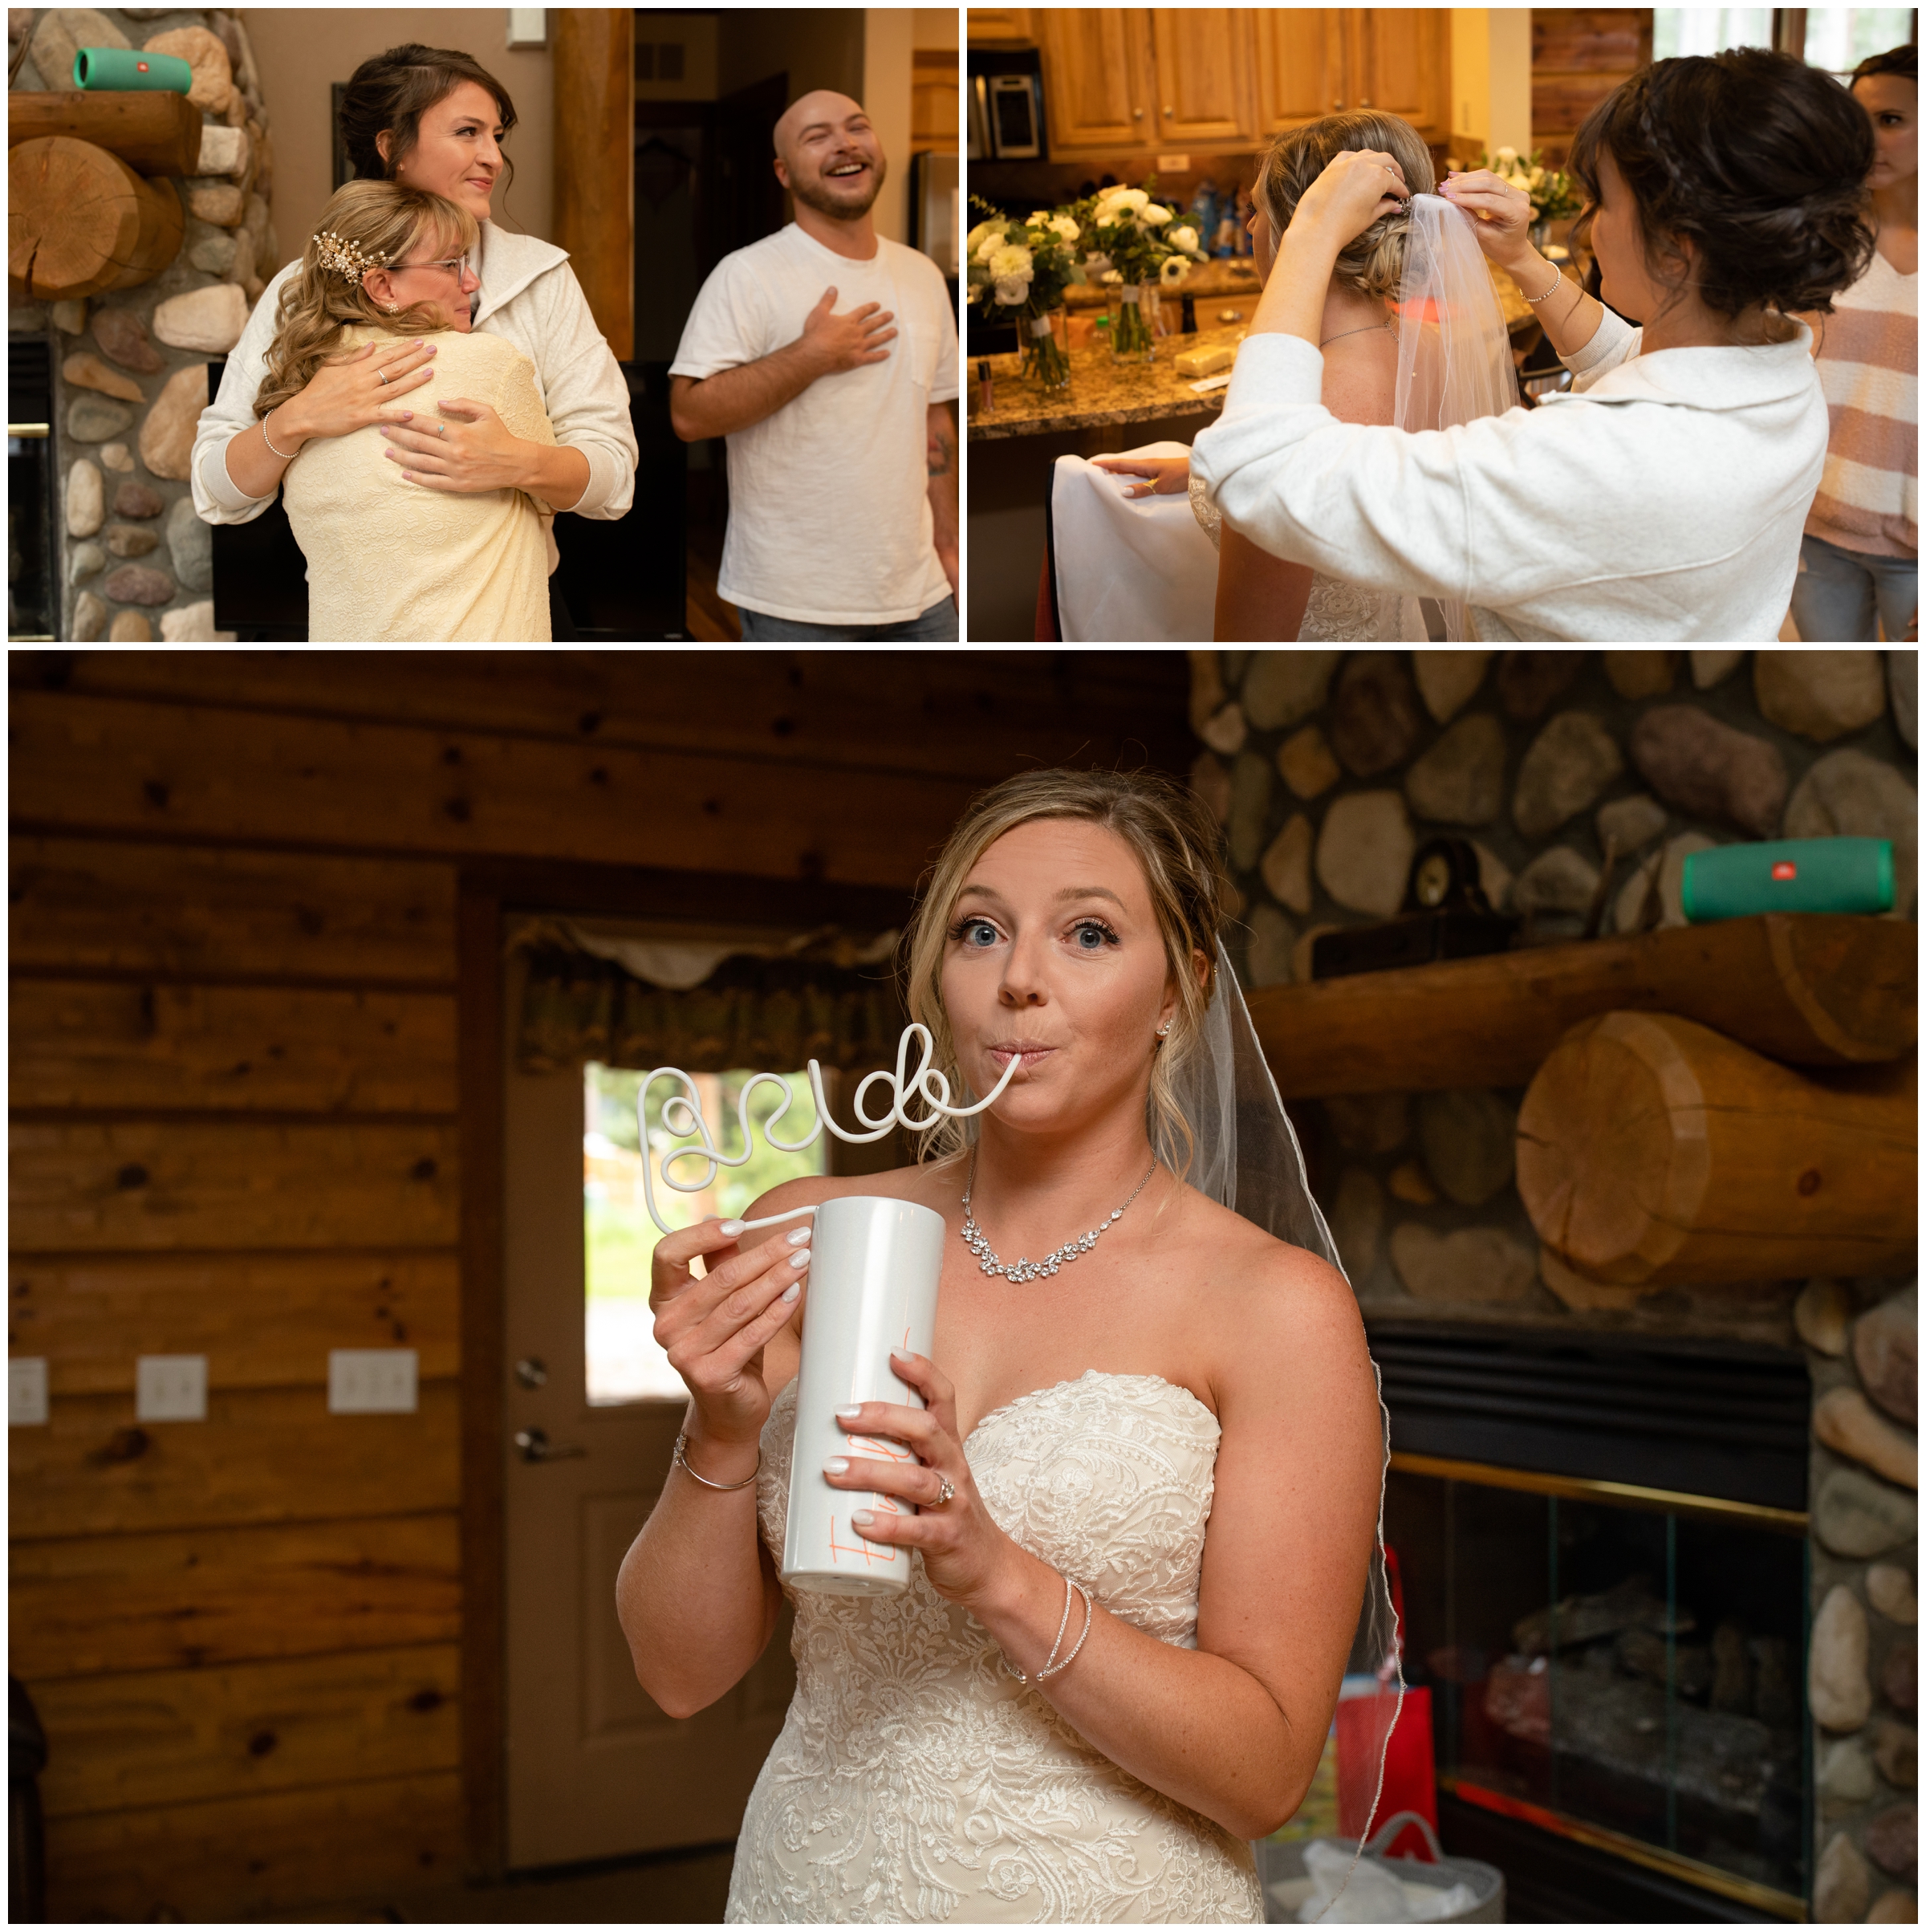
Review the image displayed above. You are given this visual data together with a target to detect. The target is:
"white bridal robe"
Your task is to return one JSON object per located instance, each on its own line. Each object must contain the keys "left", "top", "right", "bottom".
{"left": 1190, "top": 309, "right": 1831, "bottom": 642}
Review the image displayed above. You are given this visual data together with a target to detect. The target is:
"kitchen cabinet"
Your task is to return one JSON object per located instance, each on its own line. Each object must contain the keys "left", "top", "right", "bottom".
{"left": 966, "top": 10, "right": 1034, "bottom": 46}
{"left": 1038, "top": 8, "right": 1152, "bottom": 153}
{"left": 1041, "top": 8, "right": 1450, "bottom": 159}
{"left": 1257, "top": 9, "right": 1451, "bottom": 140}
{"left": 1147, "top": 10, "right": 1260, "bottom": 147}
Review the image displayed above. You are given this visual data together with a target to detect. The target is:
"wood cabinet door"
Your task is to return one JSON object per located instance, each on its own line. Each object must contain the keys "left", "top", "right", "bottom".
{"left": 966, "top": 9, "right": 1032, "bottom": 46}
{"left": 1348, "top": 8, "right": 1451, "bottom": 136}
{"left": 1038, "top": 7, "right": 1151, "bottom": 155}
{"left": 1147, "top": 9, "right": 1258, "bottom": 148}
{"left": 1256, "top": 7, "right": 1344, "bottom": 132}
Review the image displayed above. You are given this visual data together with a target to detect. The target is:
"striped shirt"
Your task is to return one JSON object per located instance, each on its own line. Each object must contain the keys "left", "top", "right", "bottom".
{"left": 1805, "top": 242, "right": 1917, "bottom": 559}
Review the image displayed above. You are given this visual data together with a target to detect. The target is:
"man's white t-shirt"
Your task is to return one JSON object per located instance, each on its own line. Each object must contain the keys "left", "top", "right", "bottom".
{"left": 671, "top": 223, "right": 959, "bottom": 626}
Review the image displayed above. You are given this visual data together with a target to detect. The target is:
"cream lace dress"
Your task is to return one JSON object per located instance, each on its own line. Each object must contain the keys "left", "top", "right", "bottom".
{"left": 281, "top": 326, "right": 558, "bottom": 641}
{"left": 725, "top": 1371, "right": 1262, "bottom": 1924}
{"left": 1186, "top": 470, "right": 1404, "bottom": 641}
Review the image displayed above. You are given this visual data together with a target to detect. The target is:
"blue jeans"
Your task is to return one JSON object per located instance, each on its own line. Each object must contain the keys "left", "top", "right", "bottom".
{"left": 1790, "top": 534, "right": 1918, "bottom": 643}
{"left": 737, "top": 596, "right": 959, "bottom": 642}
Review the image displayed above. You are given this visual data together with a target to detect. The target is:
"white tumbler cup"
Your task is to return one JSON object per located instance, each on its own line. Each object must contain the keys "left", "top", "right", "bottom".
{"left": 781, "top": 1195, "right": 945, "bottom": 1596}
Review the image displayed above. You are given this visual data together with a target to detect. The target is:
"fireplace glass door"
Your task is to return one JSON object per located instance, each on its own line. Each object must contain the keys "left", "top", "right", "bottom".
{"left": 1387, "top": 1465, "right": 1809, "bottom": 1917}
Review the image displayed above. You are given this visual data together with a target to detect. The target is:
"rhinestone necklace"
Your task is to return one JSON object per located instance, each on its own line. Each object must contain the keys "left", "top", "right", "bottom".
{"left": 960, "top": 1156, "right": 1158, "bottom": 1284}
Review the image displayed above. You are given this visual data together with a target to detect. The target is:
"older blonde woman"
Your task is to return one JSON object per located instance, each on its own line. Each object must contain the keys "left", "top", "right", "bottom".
{"left": 250, "top": 181, "right": 558, "bottom": 641}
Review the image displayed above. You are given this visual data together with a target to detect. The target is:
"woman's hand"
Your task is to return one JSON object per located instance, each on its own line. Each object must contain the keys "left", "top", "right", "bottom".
{"left": 650, "top": 1217, "right": 811, "bottom": 1452}
{"left": 1288, "top": 148, "right": 1411, "bottom": 250}
{"left": 1092, "top": 454, "right": 1192, "bottom": 500}
{"left": 824, "top": 1351, "right": 1015, "bottom": 1609}
{"left": 380, "top": 397, "right": 534, "bottom": 493}
{"left": 278, "top": 339, "right": 439, "bottom": 445}
{"left": 1440, "top": 169, "right": 1539, "bottom": 275}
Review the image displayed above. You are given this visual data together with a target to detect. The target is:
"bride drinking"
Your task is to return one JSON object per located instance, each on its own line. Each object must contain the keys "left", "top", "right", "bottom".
{"left": 238, "top": 181, "right": 559, "bottom": 641}
{"left": 616, "top": 767, "right": 1385, "bottom": 1923}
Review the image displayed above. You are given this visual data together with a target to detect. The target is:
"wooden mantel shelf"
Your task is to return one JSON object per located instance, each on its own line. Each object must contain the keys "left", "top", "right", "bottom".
{"left": 1248, "top": 914, "right": 1916, "bottom": 1100}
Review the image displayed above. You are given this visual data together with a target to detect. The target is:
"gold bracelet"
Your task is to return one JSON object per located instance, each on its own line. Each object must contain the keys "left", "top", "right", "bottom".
{"left": 673, "top": 1431, "right": 760, "bottom": 1491}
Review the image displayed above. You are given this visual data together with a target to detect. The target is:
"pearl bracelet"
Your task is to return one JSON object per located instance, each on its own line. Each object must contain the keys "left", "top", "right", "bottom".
{"left": 1522, "top": 260, "right": 1570, "bottom": 305}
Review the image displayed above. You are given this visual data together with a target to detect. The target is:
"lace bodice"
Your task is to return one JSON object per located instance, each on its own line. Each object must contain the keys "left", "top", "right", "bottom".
{"left": 1185, "top": 470, "right": 1403, "bottom": 642}
{"left": 725, "top": 1371, "right": 1262, "bottom": 1924}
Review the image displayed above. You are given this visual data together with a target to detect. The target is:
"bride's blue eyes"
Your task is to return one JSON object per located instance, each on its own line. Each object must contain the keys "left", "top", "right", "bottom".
{"left": 1071, "top": 920, "right": 1116, "bottom": 949}
{"left": 949, "top": 917, "right": 1119, "bottom": 950}
{"left": 955, "top": 919, "right": 999, "bottom": 947}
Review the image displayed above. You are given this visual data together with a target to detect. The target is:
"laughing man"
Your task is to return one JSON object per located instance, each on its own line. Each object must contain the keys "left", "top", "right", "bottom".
{"left": 669, "top": 90, "right": 960, "bottom": 640}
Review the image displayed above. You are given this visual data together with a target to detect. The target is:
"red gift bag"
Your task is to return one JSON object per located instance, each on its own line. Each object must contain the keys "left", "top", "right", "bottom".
{"left": 1335, "top": 1544, "right": 1438, "bottom": 1855}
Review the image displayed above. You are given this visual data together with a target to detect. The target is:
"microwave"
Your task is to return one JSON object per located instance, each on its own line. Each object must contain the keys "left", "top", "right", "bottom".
{"left": 967, "top": 50, "right": 1046, "bottom": 161}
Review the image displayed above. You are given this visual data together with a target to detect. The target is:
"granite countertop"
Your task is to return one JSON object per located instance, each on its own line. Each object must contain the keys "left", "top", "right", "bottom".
{"left": 1061, "top": 258, "right": 1263, "bottom": 311}
{"left": 967, "top": 319, "right": 1249, "bottom": 441}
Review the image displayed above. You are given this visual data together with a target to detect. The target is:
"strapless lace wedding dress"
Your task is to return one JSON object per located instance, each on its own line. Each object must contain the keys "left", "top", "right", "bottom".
{"left": 725, "top": 1371, "right": 1262, "bottom": 1924}
{"left": 1187, "top": 471, "right": 1404, "bottom": 642}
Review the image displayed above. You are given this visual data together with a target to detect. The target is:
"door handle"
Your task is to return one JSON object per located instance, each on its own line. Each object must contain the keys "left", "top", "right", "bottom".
{"left": 514, "top": 1427, "right": 586, "bottom": 1463}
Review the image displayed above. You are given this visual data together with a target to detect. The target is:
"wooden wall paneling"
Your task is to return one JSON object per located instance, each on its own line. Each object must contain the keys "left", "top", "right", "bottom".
{"left": 10, "top": 1514, "right": 462, "bottom": 1679}
{"left": 45, "top": 1769, "right": 464, "bottom": 1922}
{"left": 552, "top": 10, "right": 634, "bottom": 360}
{"left": 1530, "top": 6, "right": 1652, "bottom": 163}
{"left": 31, "top": 1642, "right": 460, "bottom": 1816}
{"left": 9, "top": 1383, "right": 460, "bottom": 1539}
{"left": 8, "top": 836, "right": 457, "bottom": 984}
{"left": 10, "top": 982, "right": 457, "bottom": 1113}
{"left": 16, "top": 651, "right": 1195, "bottom": 790}
{"left": 457, "top": 885, "right": 507, "bottom": 1879}
{"left": 9, "top": 1120, "right": 460, "bottom": 1252}
{"left": 8, "top": 1252, "right": 460, "bottom": 1395}
{"left": 10, "top": 692, "right": 978, "bottom": 891}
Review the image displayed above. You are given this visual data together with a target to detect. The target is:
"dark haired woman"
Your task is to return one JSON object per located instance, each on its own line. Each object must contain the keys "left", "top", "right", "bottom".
{"left": 191, "top": 44, "right": 636, "bottom": 632}
{"left": 1192, "top": 48, "right": 1876, "bottom": 642}
{"left": 1791, "top": 43, "right": 1916, "bottom": 643}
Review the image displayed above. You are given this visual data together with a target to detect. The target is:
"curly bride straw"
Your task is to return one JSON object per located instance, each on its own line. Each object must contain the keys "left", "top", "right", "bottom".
{"left": 636, "top": 1023, "right": 1022, "bottom": 1237}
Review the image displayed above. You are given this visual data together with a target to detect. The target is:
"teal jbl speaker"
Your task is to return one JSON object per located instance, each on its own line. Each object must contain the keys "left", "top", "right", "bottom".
{"left": 1681, "top": 838, "right": 1895, "bottom": 922}
{"left": 74, "top": 47, "right": 193, "bottom": 91}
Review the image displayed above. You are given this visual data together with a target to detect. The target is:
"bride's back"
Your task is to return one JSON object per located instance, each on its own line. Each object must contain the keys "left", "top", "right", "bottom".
{"left": 284, "top": 327, "right": 558, "bottom": 641}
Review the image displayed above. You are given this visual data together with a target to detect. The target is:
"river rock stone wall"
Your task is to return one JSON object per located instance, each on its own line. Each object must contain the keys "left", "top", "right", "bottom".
{"left": 1189, "top": 648, "right": 1918, "bottom": 1922}
{"left": 8, "top": 5, "right": 278, "bottom": 641}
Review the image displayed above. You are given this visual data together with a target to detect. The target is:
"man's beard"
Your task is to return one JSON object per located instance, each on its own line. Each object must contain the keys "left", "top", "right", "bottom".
{"left": 790, "top": 156, "right": 886, "bottom": 219}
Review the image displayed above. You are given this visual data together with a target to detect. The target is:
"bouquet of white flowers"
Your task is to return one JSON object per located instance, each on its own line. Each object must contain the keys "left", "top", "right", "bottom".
{"left": 1075, "top": 181, "right": 1207, "bottom": 359}
{"left": 1480, "top": 145, "right": 1583, "bottom": 225}
{"left": 965, "top": 197, "right": 1087, "bottom": 388}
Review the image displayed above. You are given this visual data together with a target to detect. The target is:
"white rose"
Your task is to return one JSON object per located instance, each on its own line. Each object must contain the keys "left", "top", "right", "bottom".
{"left": 974, "top": 230, "right": 1006, "bottom": 264}
{"left": 1027, "top": 209, "right": 1052, "bottom": 226}
{"left": 986, "top": 242, "right": 1034, "bottom": 281}
{"left": 1168, "top": 224, "right": 1201, "bottom": 255}
{"left": 1141, "top": 202, "right": 1173, "bottom": 226}
{"left": 1049, "top": 214, "right": 1080, "bottom": 242}
{"left": 1099, "top": 187, "right": 1150, "bottom": 216}
{"left": 993, "top": 275, "right": 1031, "bottom": 304}
{"left": 964, "top": 219, "right": 1002, "bottom": 260}
{"left": 1494, "top": 145, "right": 1518, "bottom": 166}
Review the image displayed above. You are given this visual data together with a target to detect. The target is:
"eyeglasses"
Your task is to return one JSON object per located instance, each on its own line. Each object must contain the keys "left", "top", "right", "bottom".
{"left": 395, "top": 252, "right": 472, "bottom": 279}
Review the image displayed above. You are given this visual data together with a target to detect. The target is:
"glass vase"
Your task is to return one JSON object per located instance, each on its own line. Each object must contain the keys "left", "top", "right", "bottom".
{"left": 1108, "top": 284, "right": 1159, "bottom": 362}
{"left": 1019, "top": 307, "right": 1071, "bottom": 391}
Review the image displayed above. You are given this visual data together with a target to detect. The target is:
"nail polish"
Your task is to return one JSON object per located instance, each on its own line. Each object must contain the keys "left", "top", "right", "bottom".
{"left": 851, "top": 1510, "right": 876, "bottom": 1528}
{"left": 782, "top": 1281, "right": 801, "bottom": 1301}
{"left": 823, "top": 1457, "right": 849, "bottom": 1475}
{"left": 786, "top": 1226, "right": 811, "bottom": 1244}
{"left": 719, "top": 1220, "right": 745, "bottom": 1236}
{"left": 791, "top": 1249, "right": 811, "bottom": 1268}
{"left": 835, "top": 1405, "right": 863, "bottom": 1419}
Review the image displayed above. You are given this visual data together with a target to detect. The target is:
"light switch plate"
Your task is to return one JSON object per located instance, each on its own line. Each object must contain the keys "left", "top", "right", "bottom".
{"left": 136, "top": 1354, "right": 208, "bottom": 1422}
{"left": 506, "top": 8, "right": 547, "bottom": 48}
{"left": 329, "top": 1348, "right": 418, "bottom": 1414}
{"left": 9, "top": 1358, "right": 49, "bottom": 1426}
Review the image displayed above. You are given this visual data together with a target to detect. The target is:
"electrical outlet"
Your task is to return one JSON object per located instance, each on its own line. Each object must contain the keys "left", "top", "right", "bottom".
{"left": 9, "top": 1358, "right": 49, "bottom": 1426}
{"left": 329, "top": 1348, "right": 418, "bottom": 1414}
{"left": 136, "top": 1354, "right": 208, "bottom": 1422}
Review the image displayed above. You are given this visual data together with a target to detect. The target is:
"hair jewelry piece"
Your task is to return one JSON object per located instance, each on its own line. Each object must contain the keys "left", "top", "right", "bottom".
{"left": 636, "top": 1023, "right": 1022, "bottom": 1238}
{"left": 314, "top": 230, "right": 388, "bottom": 283}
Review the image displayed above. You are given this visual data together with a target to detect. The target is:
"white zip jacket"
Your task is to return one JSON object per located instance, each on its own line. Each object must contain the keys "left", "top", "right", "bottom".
{"left": 1189, "top": 307, "right": 1830, "bottom": 642}
{"left": 192, "top": 222, "right": 637, "bottom": 524}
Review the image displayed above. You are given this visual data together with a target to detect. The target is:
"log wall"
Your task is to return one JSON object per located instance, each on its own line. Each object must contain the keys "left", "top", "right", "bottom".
{"left": 9, "top": 648, "right": 1189, "bottom": 1920}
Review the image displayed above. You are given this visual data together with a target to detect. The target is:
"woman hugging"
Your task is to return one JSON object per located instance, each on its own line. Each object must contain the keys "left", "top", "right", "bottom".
{"left": 252, "top": 181, "right": 560, "bottom": 642}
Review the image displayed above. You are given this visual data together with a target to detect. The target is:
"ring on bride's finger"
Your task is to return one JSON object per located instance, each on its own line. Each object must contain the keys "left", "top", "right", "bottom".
{"left": 436, "top": 422, "right": 446, "bottom": 437}
{"left": 378, "top": 368, "right": 390, "bottom": 385}
{"left": 933, "top": 1475, "right": 955, "bottom": 1507}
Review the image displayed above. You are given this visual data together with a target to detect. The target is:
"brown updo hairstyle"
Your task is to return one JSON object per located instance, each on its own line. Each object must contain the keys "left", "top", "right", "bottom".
{"left": 1256, "top": 110, "right": 1438, "bottom": 299}
{"left": 338, "top": 43, "right": 518, "bottom": 202}
{"left": 899, "top": 769, "right": 1225, "bottom": 1173}
{"left": 1568, "top": 49, "right": 1875, "bottom": 320}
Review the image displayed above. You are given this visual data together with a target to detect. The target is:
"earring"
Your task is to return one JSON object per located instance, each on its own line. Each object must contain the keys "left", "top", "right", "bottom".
{"left": 384, "top": 303, "right": 400, "bottom": 314}
{"left": 1156, "top": 1023, "right": 1171, "bottom": 1039}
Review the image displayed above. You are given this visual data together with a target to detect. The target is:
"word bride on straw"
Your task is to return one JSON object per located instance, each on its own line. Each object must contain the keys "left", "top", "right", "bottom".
{"left": 637, "top": 1023, "right": 1021, "bottom": 1236}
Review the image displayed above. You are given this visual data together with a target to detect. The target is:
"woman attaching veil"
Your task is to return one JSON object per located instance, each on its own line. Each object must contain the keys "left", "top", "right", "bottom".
{"left": 1060, "top": 111, "right": 1517, "bottom": 642}
{"left": 616, "top": 768, "right": 1394, "bottom": 1922}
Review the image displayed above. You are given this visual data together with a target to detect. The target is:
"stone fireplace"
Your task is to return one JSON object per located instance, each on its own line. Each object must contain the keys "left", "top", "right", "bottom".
{"left": 9, "top": 4, "right": 278, "bottom": 641}
{"left": 1189, "top": 650, "right": 1916, "bottom": 1922}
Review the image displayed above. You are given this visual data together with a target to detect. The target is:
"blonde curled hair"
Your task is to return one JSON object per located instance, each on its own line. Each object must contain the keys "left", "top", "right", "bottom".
{"left": 899, "top": 769, "right": 1225, "bottom": 1175}
{"left": 254, "top": 179, "right": 477, "bottom": 421}
{"left": 1257, "top": 109, "right": 1437, "bottom": 300}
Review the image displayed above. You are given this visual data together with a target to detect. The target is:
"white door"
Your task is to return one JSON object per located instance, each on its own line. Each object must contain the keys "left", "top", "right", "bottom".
{"left": 500, "top": 952, "right": 796, "bottom": 1871}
